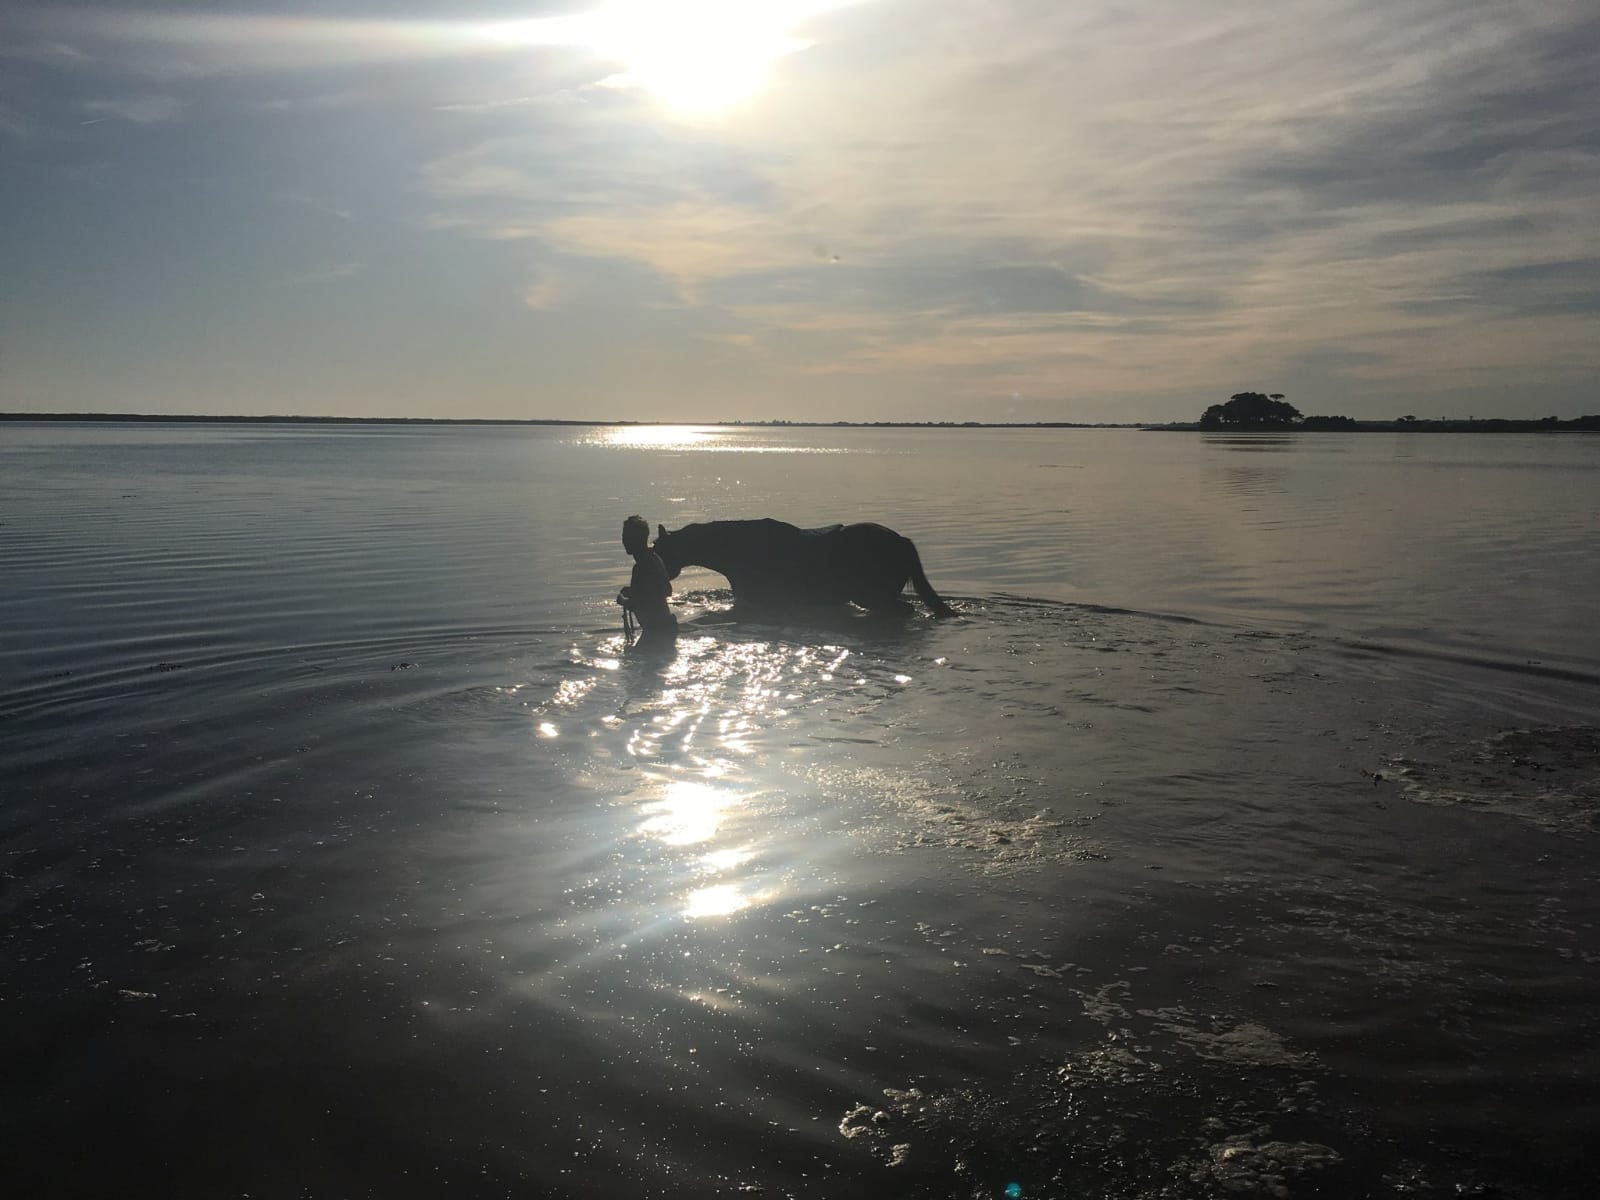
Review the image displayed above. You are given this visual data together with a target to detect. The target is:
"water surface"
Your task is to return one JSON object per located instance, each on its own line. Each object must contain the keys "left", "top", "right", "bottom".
{"left": 3, "top": 422, "right": 1598, "bottom": 1198}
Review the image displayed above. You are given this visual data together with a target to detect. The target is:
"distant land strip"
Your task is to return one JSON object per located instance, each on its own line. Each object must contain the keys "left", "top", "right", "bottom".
{"left": 1, "top": 413, "right": 1596, "bottom": 432}
{"left": 0, "top": 413, "right": 1135, "bottom": 428}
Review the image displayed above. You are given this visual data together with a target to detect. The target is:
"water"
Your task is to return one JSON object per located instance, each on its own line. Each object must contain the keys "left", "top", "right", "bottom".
{"left": 3, "top": 421, "right": 1598, "bottom": 1198}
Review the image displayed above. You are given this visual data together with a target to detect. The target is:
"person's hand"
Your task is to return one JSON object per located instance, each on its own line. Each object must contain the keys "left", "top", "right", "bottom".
{"left": 616, "top": 587, "right": 631, "bottom": 608}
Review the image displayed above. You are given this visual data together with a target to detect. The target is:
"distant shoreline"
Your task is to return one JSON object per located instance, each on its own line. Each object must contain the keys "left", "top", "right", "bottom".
{"left": 0, "top": 412, "right": 1134, "bottom": 428}
{"left": 1145, "top": 417, "right": 1599, "bottom": 433}
{"left": 1, "top": 412, "right": 1595, "bottom": 433}
{"left": 0, "top": 413, "right": 1134, "bottom": 429}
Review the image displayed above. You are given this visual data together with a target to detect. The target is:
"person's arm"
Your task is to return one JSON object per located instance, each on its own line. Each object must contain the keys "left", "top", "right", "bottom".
{"left": 619, "top": 557, "right": 651, "bottom": 609}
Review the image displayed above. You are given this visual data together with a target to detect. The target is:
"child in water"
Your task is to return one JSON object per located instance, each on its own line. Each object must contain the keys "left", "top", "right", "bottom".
{"left": 617, "top": 515, "right": 678, "bottom": 646}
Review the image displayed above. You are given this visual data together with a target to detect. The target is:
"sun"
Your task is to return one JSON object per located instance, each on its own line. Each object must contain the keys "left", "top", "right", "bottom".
{"left": 526, "top": 0, "right": 852, "bottom": 117}
{"left": 587, "top": 0, "right": 835, "bottom": 115}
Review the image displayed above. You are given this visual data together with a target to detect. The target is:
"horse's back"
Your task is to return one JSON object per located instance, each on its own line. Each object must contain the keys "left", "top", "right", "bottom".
{"left": 717, "top": 519, "right": 891, "bottom": 544}
{"left": 662, "top": 517, "right": 949, "bottom": 614}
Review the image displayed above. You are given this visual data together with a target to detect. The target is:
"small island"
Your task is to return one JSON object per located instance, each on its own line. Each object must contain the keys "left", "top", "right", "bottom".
{"left": 1152, "top": 392, "right": 1600, "bottom": 433}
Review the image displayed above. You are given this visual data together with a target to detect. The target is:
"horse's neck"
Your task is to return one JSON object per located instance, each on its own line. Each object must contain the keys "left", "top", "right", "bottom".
{"left": 680, "top": 524, "right": 763, "bottom": 578}
{"left": 681, "top": 531, "right": 742, "bottom": 575}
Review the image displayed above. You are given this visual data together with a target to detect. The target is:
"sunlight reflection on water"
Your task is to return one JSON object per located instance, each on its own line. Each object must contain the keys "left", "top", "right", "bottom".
{"left": 683, "top": 882, "right": 761, "bottom": 919}
{"left": 538, "top": 632, "right": 872, "bottom": 927}
{"left": 8, "top": 423, "right": 1600, "bottom": 1200}
{"left": 585, "top": 424, "right": 848, "bottom": 452}
{"left": 639, "top": 779, "right": 731, "bottom": 846}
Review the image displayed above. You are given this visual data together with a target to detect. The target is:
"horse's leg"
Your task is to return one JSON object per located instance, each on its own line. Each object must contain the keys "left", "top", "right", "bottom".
{"left": 853, "top": 547, "right": 916, "bottom": 614}
{"left": 857, "top": 591, "right": 914, "bottom": 615}
{"left": 849, "top": 561, "right": 914, "bottom": 613}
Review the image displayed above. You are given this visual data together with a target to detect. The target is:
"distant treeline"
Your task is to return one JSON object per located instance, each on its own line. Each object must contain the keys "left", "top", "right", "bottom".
{"left": 0, "top": 412, "right": 601, "bottom": 427}
{"left": 0, "top": 413, "right": 1136, "bottom": 429}
{"left": 3, "top": 411, "right": 1596, "bottom": 432}
{"left": 1179, "top": 391, "right": 1600, "bottom": 433}
{"left": 1151, "top": 415, "right": 1600, "bottom": 433}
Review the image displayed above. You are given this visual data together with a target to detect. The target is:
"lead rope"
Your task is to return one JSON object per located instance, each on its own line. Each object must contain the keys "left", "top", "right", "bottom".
{"left": 623, "top": 606, "right": 636, "bottom": 647}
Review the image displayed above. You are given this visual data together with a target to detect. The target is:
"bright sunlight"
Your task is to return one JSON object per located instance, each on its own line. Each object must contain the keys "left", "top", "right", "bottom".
{"left": 489, "top": 1, "right": 856, "bottom": 116}
{"left": 582, "top": 0, "right": 828, "bottom": 114}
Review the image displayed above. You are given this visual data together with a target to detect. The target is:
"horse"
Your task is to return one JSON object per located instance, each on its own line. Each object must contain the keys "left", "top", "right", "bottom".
{"left": 651, "top": 519, "right": 957, "bottom": 618}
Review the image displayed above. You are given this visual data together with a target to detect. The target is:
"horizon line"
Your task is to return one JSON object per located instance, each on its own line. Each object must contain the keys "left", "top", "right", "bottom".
{"left": 0, "top": 412, "right": 1145, "bottom": 428}
{"left": 2, "top": 412, "right": 1595, "bottom": 431}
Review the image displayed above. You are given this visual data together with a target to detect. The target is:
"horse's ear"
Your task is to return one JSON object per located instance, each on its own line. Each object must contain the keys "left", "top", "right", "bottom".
{"left": 657, "top": 523, "right": 667, "bottom": 538}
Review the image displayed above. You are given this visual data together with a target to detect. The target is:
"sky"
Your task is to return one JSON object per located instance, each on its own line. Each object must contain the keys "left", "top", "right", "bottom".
{"left": 2, "top": 0, "right": 1597, "bottom": 423}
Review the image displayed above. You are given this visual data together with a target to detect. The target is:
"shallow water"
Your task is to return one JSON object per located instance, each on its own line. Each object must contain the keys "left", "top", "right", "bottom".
{"left": 3, "top": 422, "right": 1599, "bottom": 1198}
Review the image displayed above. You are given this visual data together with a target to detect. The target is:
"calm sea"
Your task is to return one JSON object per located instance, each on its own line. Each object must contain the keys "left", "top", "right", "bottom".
{"left": 3, "top": 421, "right": 1598, "bottom": 1198}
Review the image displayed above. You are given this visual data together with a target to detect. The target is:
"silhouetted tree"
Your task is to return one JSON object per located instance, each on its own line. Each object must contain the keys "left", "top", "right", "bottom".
{"left": 1198, "top": 392, "right": 1302, "bottom": 428}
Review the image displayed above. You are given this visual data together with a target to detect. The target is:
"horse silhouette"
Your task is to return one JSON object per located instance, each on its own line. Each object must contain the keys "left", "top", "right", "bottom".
{"left": 651, "top": 519, "right": 956, "bottom": 618}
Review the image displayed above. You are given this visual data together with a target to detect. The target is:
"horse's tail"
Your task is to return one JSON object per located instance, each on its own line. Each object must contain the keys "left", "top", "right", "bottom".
{"left": 905, "top": 538, "right": 957, "bottom": 618}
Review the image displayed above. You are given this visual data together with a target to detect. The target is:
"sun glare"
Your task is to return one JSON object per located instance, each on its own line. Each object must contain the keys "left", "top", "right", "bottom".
{"left": 639, "top": 779, "right": 732, "bottom": 845}
{"left": 585, "top": 0, "right": 813, "bottom": 115}
{"left": 490, "top": 1, "right": 855, "bottom": 116}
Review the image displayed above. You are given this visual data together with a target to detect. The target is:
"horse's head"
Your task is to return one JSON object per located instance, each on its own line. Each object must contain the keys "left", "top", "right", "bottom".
{"left": 651, "top": 522, "right": 685, "bottom": 579}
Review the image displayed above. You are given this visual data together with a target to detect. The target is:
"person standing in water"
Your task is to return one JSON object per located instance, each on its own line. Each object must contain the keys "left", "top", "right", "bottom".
{"left": 617, "top": 515, "right": 678, "bottom": 647}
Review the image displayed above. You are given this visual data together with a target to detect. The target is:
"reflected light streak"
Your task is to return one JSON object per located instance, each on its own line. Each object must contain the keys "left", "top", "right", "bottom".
{"left": 606, "top": 637, "right": 882, "bottom": 935}
{"left": 595, "top": 424, "right": 722, "bottom": 449}
{"left": 700, "top": 847, "right": 752, "bottom": 872}
{"left": 638, "top": 778, "right": 733, "bottom": 845}
{"left": 683, "top": 882, "right": 757, "bottom": 918}
{"left": 587, "top": 425, "right": 846, "bottom": 453}
{"left": 553, "top": 677, "right": 598, "bottom": 706}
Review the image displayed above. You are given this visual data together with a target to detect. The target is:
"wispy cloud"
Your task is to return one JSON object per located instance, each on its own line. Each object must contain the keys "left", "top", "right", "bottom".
{"left": 0, "top": 104, "right": 31, "bottom": 139}
{"left": 81, "top": 95, "right": 183, "bottom": 124}
{"left": 280, "top": 262, "right": 363, "bottom": 287}
{"left": 411, "top": 0, "right": 1600, "bottom": 412}
{"left": 1, "top": 39, "right": 93, "bottom": 67}
{"left": 251, "top": 91, "right": 370, "bottom": 114}
{"left": 4, "top": 9, "right": 505, "bottom": 78}
{"left": 5, "top": 0, "right": 1597, "bottom": 418}
{"left": 280, "top": 193, "right": 357, "bottom": 223}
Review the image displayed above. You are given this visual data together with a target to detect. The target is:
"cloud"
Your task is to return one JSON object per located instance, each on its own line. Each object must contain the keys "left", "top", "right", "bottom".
{"left": 0, "top": 104, "right": 30, "bottom": 139}
{"left": 281, "top": 262, "right": 363, "bottom": 287}
{"left": 416, "top": 0, "right": 1600, "bottom": 411}
{"left": 279, "top": 192, "right": 356, "bottom": 223}
{"left": 251, "top": 91, "right": 370, "bottom": 114}
{"left": 4, "top": 9, "right": 497, "bottom": 78}
{"left": 434, "top": 94, "right": 579, "bottom": 114}
{"left": 9, "top": 0, "right": 1597, "bottom": 418}
{"left": 0, "top": 39, "right": 93, "bottom": 68}
{"left": 81, "top": 95, "right": 183, "bottom": 123}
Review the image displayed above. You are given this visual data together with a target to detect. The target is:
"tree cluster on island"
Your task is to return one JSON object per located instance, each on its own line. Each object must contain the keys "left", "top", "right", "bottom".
{"left": 1201, "top": 391, "right": 1359, "bottom": 429}
{"left": 1194, "top": 393, "right": 1599, "bottom": 432}
{"left": 1199, "top": 392, "right": 1304, "bottom": 428}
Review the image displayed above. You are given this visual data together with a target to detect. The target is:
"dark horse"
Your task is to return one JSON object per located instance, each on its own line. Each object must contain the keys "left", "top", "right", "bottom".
{"left": 651, "top": 519, "right": 956, "bottom": 618}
